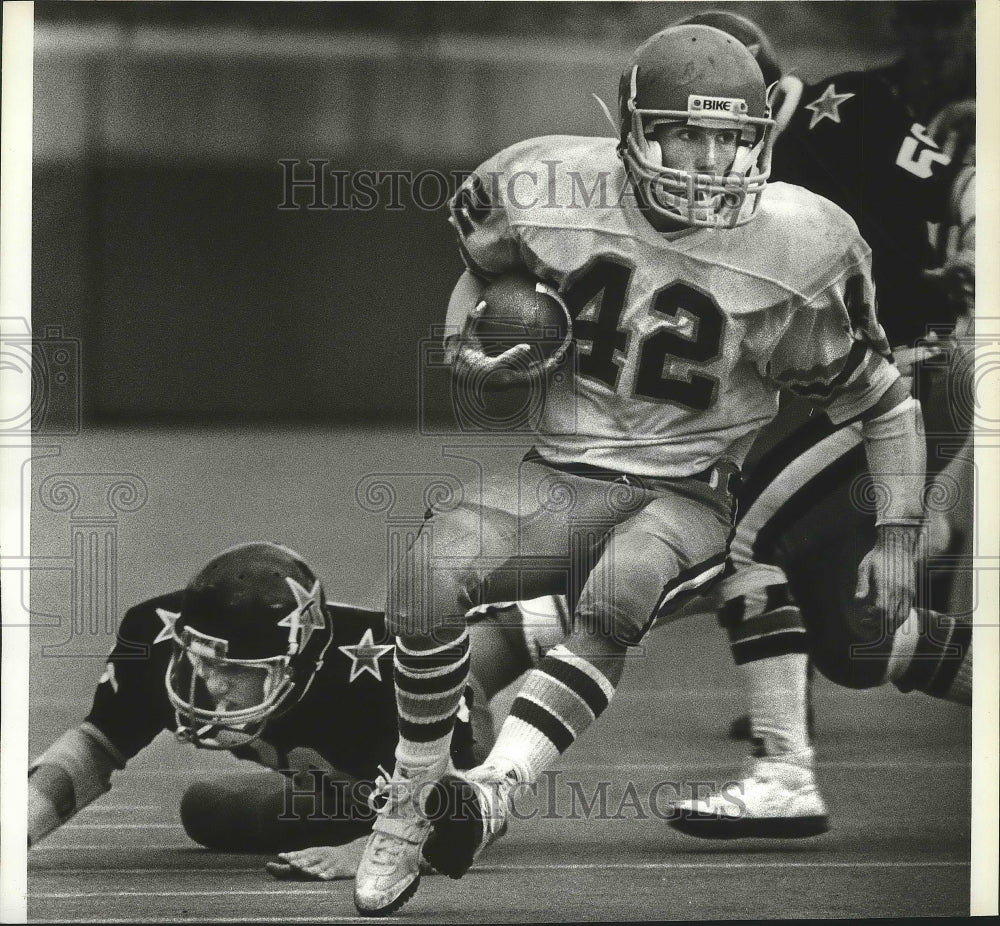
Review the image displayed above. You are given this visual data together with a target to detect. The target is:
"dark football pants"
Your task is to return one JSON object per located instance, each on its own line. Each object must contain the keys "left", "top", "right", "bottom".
{"left": 179, "top": 772, "right": 373, "bottom": 853}
{"left": 712, "top": 343, "right": 974, "bottom": 689}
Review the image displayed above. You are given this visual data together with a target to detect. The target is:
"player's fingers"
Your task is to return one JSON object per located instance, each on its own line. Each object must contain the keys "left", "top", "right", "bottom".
{"left": 540, "top": 344, "right": 571, "bottom": 375}
{"left": 467, "top": 299, "right": 489, "bottom": 321}
{"left": 493, "top": 342, "right": 534, "bottom": 368}
{"left": 455, "top": 345, "right": 494, "bottom": 375}
{"left": 893, "top": 345, "right": 941, "bottom": 374}
{"left": 854, "top": 555, "right": 871, "bottom": 600}
{"left": 265, "top": 860, "right": 315, "bottom": 881}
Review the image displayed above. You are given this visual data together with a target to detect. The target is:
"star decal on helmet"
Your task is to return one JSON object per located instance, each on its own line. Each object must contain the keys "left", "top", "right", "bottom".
{"left": 154, "top": 608, "right": 180, "bottom": 644}
{"left": 278, "top": 578, "right": 326, "bottom": 647}
{"left": 805, "top": 83, "right": 856, "bottom": 129}
{"left": 338, "top": 628, "right": 394, "bottom": 683}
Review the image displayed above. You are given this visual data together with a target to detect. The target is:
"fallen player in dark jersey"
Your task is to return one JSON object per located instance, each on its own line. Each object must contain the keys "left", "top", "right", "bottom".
{"left": 27, "top": 541, "right": 506, "bottom": 880}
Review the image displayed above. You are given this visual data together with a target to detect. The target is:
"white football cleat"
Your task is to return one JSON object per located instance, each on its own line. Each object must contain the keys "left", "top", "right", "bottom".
{"left": 353, "top": 763, "right": 441, "bottom": 916}
{"left": 669, "top": 751, "right": 829, "bottom": 839}
{"left": 421, "top": 762, "right": 515, "bottom": 879}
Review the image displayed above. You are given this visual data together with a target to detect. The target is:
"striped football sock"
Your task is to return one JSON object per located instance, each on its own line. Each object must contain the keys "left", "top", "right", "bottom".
{"left": 721, "top": 585, "right": 811, "bottom": 755}
{"left": 394, "top": 628, "right": 470, "bottom": 769}
{"left": 487, "top": 643, "right": 616, "bottom": 783}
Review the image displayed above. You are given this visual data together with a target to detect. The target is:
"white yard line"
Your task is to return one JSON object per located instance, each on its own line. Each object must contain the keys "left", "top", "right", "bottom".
{"left": 31, "top": 858, "right": 970, "bottom": 897}
{"left": 559, "top": 760, "right": 971, "bottom": 771}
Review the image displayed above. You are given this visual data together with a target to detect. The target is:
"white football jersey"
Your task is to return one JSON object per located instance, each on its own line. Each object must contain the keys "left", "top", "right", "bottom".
{"left": 449, "top": 135, "right": 897, "bottom": 478}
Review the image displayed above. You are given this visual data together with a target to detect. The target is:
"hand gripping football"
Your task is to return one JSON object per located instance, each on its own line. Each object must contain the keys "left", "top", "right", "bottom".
{"left": 464, "top": 270, "right": 573, "bottom": 367}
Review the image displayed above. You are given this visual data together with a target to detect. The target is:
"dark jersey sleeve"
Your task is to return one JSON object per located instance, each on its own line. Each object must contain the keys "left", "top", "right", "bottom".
{"left": 771, "top": 65, "right": 962, "bottom": 344}
{"left": 83, "top": 592, "right": 183, "bottom": 761}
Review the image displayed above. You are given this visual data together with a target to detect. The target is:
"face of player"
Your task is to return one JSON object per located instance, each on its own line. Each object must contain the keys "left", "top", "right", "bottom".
{"left": 191, "top": 654, "right": 269, "bottom": 713}
{"left": 637, "top": 122, "right": 744, "bottom": 232}
{"left": 651, "top": 123, "right": 742, "bottom": 177}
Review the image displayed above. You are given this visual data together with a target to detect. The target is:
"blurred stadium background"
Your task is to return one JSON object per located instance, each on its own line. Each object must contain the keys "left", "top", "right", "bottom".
{"left": 33, "top": 0, "right": 919, "bottom": 424}
{"left": 25, "top": 3, "right": 976, "bottom": 921}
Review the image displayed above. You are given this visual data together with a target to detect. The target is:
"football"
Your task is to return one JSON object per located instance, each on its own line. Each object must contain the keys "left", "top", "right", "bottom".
{"left": 463, "top": 270, "right": 572, "bottom": 365}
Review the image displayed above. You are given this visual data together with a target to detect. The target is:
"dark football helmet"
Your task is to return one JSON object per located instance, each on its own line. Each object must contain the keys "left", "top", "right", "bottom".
{"left": 618, "top": 24, "right": 777, "bottom": 228}
{"left": 165, "top": 542, "right": 332, "bottom": 748}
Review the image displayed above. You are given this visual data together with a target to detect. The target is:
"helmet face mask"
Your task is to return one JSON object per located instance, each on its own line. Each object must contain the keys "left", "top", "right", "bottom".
{"left": 619, "top": 25, "right": 777, "bottom": 229}
{"left": 166, "top": 624, "right": 296, "bottom": 749}
{"left": 164, "top": 543, "right": 331, "bottom": 750}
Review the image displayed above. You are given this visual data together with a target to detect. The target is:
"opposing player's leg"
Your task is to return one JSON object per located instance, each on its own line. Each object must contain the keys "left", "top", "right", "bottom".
{"left": 669, "top": 561, "right": 829, "bottom": 840}
{"left": 179, "top": 771, "right": 373, "bottom": 853}
{"left": 673, "top": 430, "right": 971, "bottom": 839}
{"left": 424, "top": 465, "right": 739, "bottom": 877}
{"left": 671, "top": 423, "right": 868, "bottom": 838}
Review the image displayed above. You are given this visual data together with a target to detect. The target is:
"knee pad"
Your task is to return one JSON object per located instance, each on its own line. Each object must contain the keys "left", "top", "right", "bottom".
{"left": 180, "top": 774, "right": 373, "bottom": 853}
{"left": 385, "top": 515, "right": 491, "bottom": 636}
{"left": 808, "top": 597, "right": 893, "bottom": 690}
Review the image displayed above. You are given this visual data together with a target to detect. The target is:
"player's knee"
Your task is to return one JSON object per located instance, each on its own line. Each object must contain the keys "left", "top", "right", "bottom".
{"left": 810, "top": 603, "right": 893, "bottom": 690}
{"left": 386, "top": 562, "right": 481, "bottom": 636}
{"left": 385, "top": 510, "right": 489, "bottom": 635}
{"left": 180, "top": 780, "right": 235, "bottom": 850}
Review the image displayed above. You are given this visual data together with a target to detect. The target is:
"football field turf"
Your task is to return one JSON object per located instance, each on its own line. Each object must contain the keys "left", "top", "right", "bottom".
{"left": 26, "top": 426, "right": 972, "bottom": 921}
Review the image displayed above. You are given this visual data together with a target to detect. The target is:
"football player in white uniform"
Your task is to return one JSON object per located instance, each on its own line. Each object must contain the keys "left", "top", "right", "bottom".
{"left": 353, "top": 25, "right": 927, "bottom": 916}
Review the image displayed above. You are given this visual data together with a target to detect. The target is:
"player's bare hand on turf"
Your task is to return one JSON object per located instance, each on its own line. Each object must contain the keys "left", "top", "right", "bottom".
{"left": 266, "top": 844, "right": 362, "bottom": 881}
{"left": 855, "top": 523, "right": 922, "bottom": 632}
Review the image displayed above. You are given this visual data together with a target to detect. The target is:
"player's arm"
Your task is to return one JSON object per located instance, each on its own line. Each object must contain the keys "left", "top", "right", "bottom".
{"left": 766, "top": 251, "right": 925, "bottom": 631}
{"left": 28, "top": 596, "right": 178, "bottom": 846}
{"left": 446, "top": 159, "right": 548, "bottom": 391}
{"left": 852, "top": 376, "right": 926, "bottom": 630}
{"left": 28, "top": 723, "right": 124, "bottom": 847}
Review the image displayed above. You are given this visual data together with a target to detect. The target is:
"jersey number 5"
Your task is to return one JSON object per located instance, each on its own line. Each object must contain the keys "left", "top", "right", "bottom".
{"left": 896, "top": 123, "right": 950, "bottom": 180}
{"left": 563, "top": 259, "right": 723, "bottom": 411}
